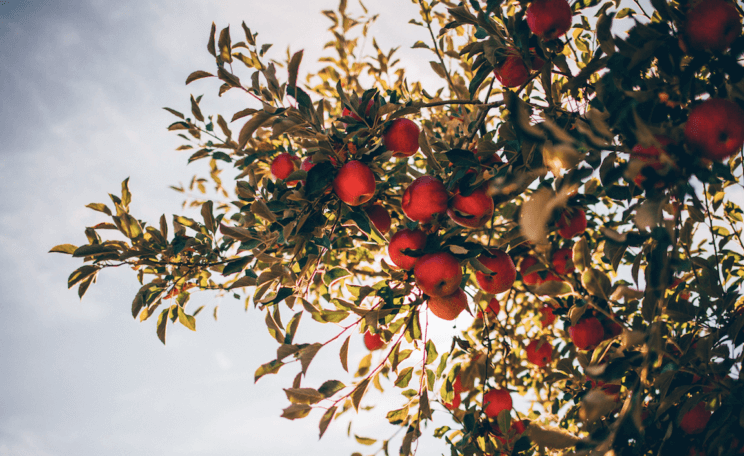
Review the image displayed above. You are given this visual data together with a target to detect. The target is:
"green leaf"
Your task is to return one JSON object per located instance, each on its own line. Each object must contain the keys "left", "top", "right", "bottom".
{"left": 255, "top": 359, "right": 284, "bottom": 383}
{"left": 86, "top": 203, "right": 112, "bottom": 216}
{"left": 49, "top": 244, "right": 78, "bottom": 255}
{"left": 222, "top": 256, "right": 252, "bottom": 276}
{"left": 355, "top": 435, "right": 377, "bottom": 446}
{"left": 305, "top": 161, "right": 336, "bottom": 199}
{"left": 72, "top": 244, "right": 120, "bottom": 258}
{"left": 284, "top": 387, "right": 324, "bottom": 405}
{"left": 300, "top": 343, "right": 323, "bottom": 374}
{"left": 319, "top": 405, "right": 337, "bottom": 439}
{"left": 201, "top": 201, "right": 215, "bottom": 234}
{"left": 121, "top": 178, "right": 131, "bottom": 210}
{"left": 340, "top": 336, "right": 350, "bottom": 372}
{"left": 156, "top": 307, "right": 169, "bottom": 345}
{"left": 318, "top": 380, "right": 346, "bottom": 398}
{"left": 386, "top": 406, "right": 410, "bottom": 425}
{"left": 68, "top": 265, "right": 99, "bottom": 289}
{"left": 281, "top": 404, "right": 311, "bottom": 420}
{"left": 425, "top": 340, "right": 438, "bottom": 365}
{"left": 323, "top": 268, "right": 351, "bottom": 286}
{"left": 351, "top": 378, "right": 370, "bottom": 412}
{"left": 177, "top": 306, "right": 196, "bottom": 331}
{"left": 395, "top": 367, "right": 414, "bottom": 388}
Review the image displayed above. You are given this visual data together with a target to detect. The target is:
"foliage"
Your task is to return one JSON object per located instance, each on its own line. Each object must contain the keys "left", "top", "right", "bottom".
{"left": 52, "top": 0, "right": 744, "bottom": 455}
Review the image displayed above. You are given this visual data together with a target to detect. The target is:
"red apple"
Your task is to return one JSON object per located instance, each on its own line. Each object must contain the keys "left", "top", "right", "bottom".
{"left": 539, "top": 305, "right": 555, "bottom": 328}
{"left": 526, "top": 0, "right": 573, "bottom": 40}
{"left": 529, "top": 47, "right": 546, "bottom": 71}
{"left": 557, "top": 208, "right": 587, "bottom": 239}
{"left": 364, "top": 330, "right": 385, "bottom": 351}
{"left": 342, "top": 98, "right": 374, "bottom": 122}
{"left": 684, "top": 0, "right": 742, "bottom": 52}
{"left": 520, "top": 255, "right": 543, "bottom": 286}
{"left": 494, "top": 51, "right": 530, "bottom": 88}
{"left": 428, "top": 288, "right": 468, "bottom": 320}
{"left": 388, "top": 228, "right": 427, "bottom": 270}
{"left": 443, "top": 392, "right": 461, "bottom": 410}
{"left": 680, "top": 401, "right": 711, "bottom": 435}
{"left": 551, "top": 248, "right": 574, "bottom": 275}
{"left": 685, "top": 98, "right": 744, "bottom": 161}
{"left": 569, "top": 317, "right": 605, "bottom": 350}
{"left": 333, "top": 160, "right": 376, "bottom": 206}
{"left": 271, "top": 153, "right": 300, "bottom": 180}
{"left": 402, "top": 176, "right": 449, "bottom": 224}
{"left": 477, "top": 297, "right": 501, "bottom": 319}
{"left": 414, "top": 252, "right": 463, "bottom": 297}
{"left": 452, "top": 374, "right": 466, "bottom": 393}
{"left": 300, "top": 158, "right": 315, "bottom": 173}
{"left": 365, "top": 204, "right": 391, "bottom": 234}
{"left": 475, "top": 249, "right": 517, "bottom": 294}
{"left": 383, "top": 118, "right": 420, "bottom": 158}
{"left": 483, "top": 388, "right": 513, "bottom": 418}
{"left": 670, "top": 277, "right": 691, "bottom": 300}
{"left": 525, "top": 339, "right": 553, "bottom": 367}
{"left": 447, "top": 185, "right": 495, "bottom": 228}
{"left": 631, "top": 135, "right": 673, "bottom": 161}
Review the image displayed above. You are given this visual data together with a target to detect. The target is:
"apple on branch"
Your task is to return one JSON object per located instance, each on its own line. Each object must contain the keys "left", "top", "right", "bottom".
{"left": 383, "top": 118, "right": 420, "bottom": 158}
{"left": 333, "top": 160, "right": 376, "bottom": 206}
{"left": 388, "top": 228, "right": 427, "bottom": 270}
{"left": 402, "top": 176, "right": 449, "bottom": 224}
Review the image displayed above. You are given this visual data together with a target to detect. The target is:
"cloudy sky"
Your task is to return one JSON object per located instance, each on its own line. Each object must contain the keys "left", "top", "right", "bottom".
{"left": 0, "top": 1, "right": 659, "bottom": 455}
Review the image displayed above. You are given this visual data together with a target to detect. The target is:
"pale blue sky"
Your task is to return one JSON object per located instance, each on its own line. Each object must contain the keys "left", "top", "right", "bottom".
{"left": 0, "top": 1, "right": 655, "bottom": 455}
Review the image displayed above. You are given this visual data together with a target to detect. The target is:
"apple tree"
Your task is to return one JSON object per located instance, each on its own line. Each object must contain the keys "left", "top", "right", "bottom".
{"left": 53, "top": 0, "right": 744, "bottom": 455}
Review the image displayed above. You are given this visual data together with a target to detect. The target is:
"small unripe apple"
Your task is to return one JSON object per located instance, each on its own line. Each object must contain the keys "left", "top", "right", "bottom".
{"left": 447, "top": 185, "right": 495, "bottom": 228}
{"left": 365, "top": 204, "right": 391, "bottom": 234}
{"left": 520, "top": 255, "right": 543, "bottom": 286}
{"left": 684, "top": 0, "right": 742, "bottom": 52}
{"left": 271, "top": 153, "right": 300, "bottom": 180}
{"left": 388, "top": 228, "right": 427, "bottom": 270}
{"left": 483, "top": 388, "right": 513, "bottom": 418}
{"left": 679, "top": 401, "right": 711, "bottom": 435}
{"left": 494, "top": 51, "right": 530, "bottom": 88}
{"left": 557, "top": 208, "right": 587, "bottom": 239}
{"left": 364, "top": 330, "right": 385, "bottom": 351}
{"left": 402, "top": 176, "right": 449, "bottom": 224}
{"left": 552, "top": 248, "right": 574, "bottom": 275}
{"left": 475, "top": 249, "right": 517, "bottom": 294}
{"left": 333, "top": 160, "right": 376, "bottom": 206}
{"left": 428, "top": 288, "right": 468, "bottom": 320}
{"left": 525, "top": 339, "right": 553, "bottom": 367}
{"left": 383, "top": 118, "right": 420, "bottom": 158}
{"left": 569, "top": 317, "right": 605, "bottom": 350}
{"left": 539, "top": 305, "right": 555, "bottom": 328}
{"left": 477, "top": 297, "right": 501, "bottom": 319}
{"left": 684, "top": 98, "right": 744, "bottom": 161}
{"left": 414, "top": 252, "right": 463, "bottom": 297}
{"left": 526, "top": 0, "right": 573, "bottom": 40}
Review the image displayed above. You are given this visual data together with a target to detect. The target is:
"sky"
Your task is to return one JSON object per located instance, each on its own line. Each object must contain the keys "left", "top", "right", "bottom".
{"left": 0, "top": 1, "right": 662, "bottom": 456}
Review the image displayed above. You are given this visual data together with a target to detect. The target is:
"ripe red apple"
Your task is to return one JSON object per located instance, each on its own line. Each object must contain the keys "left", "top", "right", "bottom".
{"left": 364, "top": 330, "right": 385, "bottom": 351}
{"left": 526, "top": 0, "right": 573, "bottom": 40}
{"left": 443, "top": 392, "right": 461, "bottom": 410}
{"left": 494, "top": 51, "right": 530, "bottom": 88}
{"left": 557, "top": 208, "right": 587, "bottom": 239}
{"left": 483, "top": 388, "right": 513, "bottom": 418}
{"left": 684, "top": 98, "right": 744, "bottom": 161}
{"left": 684, "top": 0, "right": 742, "bottom": 52}
{"left": 680, "top": 401, "right": 712, "bottom": 435}
{"left": 428, "top": 288, "right": 468, "bottom": 320}
{"left": 631, "top": 135, "right": 673, "bottom": 160}
{"left": 365, "top": 204, "right": 391, "bottom": 234}
{"left": 333, "top": 160, "right": 376, "bottom": 206}
{"left": 271, "top": 153, "right": 300, "bottom": 180}
{"left": 539, "top": 305, "right": 555, "bottom": 327}
{"left": 551, "top": 248, "right": 574, "bottom": 275}
{"left": 402, "top": 176, "right": 449, "bottom": 224}
{"left": 300, "top": 158, "right": 315, "bottom": 173}
{"left": 452, "top": 374, "right": 466, "bottom": 394}
{"left": 525, "top": 339, "right": 553, "bottom": 367}
{"left": 414, "top": 252, "right": 463, "bottom": 297}
{"left": 474, "top": 249, "right": 517, "bottom": 294}
{"left": 342, "top": 98, "right": 374, "bottom": 122}
{"left": 569, "top": 317, "right": 605, "bottom": 350}
{"left": 388, "top": 228, "right": 427, "bottom": 270}
{"left": 383, "top": 118, "right": 420, "bottom": 157}
{"left": 447, "top": 185, "right": 495, "bottom": 228}
{"left": 520, "top": 255, "right": 543, "bottom": 286}
{"left": 477, "top": 297, "right": 501, "bottom": 319}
